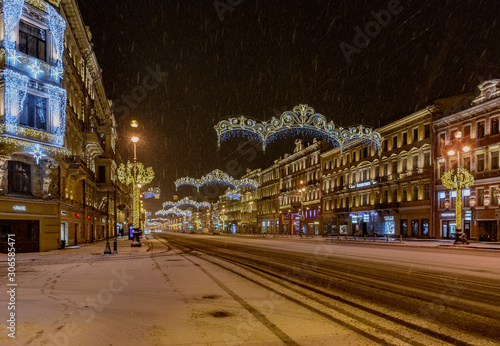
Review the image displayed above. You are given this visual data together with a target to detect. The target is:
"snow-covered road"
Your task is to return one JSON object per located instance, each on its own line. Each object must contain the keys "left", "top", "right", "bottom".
{"left": 1, "top": 232, "right": 499, "bottom": 345}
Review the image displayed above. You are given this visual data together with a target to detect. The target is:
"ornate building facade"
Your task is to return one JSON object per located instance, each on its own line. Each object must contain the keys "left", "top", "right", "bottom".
{"left": 0, "top": 0, "right": 130, "bottom": 252}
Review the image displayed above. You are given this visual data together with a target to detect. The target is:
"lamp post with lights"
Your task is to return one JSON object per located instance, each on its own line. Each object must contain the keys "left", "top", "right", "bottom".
{"left": 118, "top": 120, "right": 154, "bottom": 247}
{"left": 442, "top": 130, "right": 474, "bottom": 244}
{"left": 299, "top": 180, "right": 306, "bottom": 237}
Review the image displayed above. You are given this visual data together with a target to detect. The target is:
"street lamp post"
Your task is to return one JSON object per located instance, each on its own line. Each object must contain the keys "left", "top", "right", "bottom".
{"left": 118, "top": 120, "right": 154, "bottom": 247}
{"left": 299, "top": 180, "right": 306, "bottom": 237}
{"left": 442, "top": 131, "right": 474, "bottom": 244}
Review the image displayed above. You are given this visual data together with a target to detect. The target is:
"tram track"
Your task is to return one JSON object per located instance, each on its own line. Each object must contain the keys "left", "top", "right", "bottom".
{"left": 154, "top": 233, "right": 500, "bottom": 345}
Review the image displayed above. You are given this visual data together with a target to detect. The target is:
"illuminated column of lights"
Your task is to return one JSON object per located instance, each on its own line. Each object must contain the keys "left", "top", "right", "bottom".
{"left": 442, "top": 131, "right": 474, "bottom": 236}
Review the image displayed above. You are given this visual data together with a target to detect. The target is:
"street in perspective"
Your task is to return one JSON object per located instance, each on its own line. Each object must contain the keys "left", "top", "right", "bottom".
{"left": 1, "top": 0, "right": 500, "bottom": 345}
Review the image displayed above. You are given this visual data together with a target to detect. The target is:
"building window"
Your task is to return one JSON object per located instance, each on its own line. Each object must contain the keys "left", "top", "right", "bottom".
{"left": 392, "top": 161, "right": 398, "bottom": 176}
{"left": 463, "top": 157, "right": 471, "bottom": 171}
{"left": 383, "top": 139, "right": 388, "bottom": 152}
{"left": 402, "top": 132, "right": 408, "bottom": 146}
{"left": 477, "top": 121, "right": 485, "bottom": 138}
{"left": 402, "top": 158, "right": 408, "bottom": 173}
{"left": 424, "top": 152, "right": 431, "bottom": 168}
{"left": 491, "top": 151, "right": 499, "bottom": 170}
{"left": 392, "top": 188, "right": 398, "bottom": 203}
{"left": 439, "top": 192, "right": 446, "bottom": 209}
{"left": 352, "top": 151, "right": 356, "bottom": 162}
{"left": 19, "top": 94, "right": 47, "bottom": 131}
{"left": 98, "top": 165, "right": 106, "bottom": 183}
{"left": 402, "top": 187, "right": 408, "bottom": 202}
{"left": 383, "top": 190, "right": 388, "bottom": 203}
{"left": 477, "top": 188, "right": 484, "bottom": 206}
{"left": 8, "top": 161, "right": 31, "bottom": 194}
{"left": 463, "top": 125, "right": 471, "bottom": 137}
{"left": 491, "top": 118, "right": 499, "bottom": 135}
{"left": 18, "top": 21, "right": 47, "bottom": 61}
{"left": 424, "top": 183, "right": 430, "bottom": 200}
{"left": 412, "top": 155, "right": 419, "bottom": 171}
{"left": 477, "top": 154, "right": 485, "bottom": 172}
{"left": 492, "top": 187, "right": 499, "bottom": 206}
{"left": 362, "top": 194, "right": 368, "bottom": 206}
{"left": 393, "top": 136, "right": 398, "bottom": 149}
{"left": 383, "top": 163, "right": 388, "bottom": 177}
{"left": 412, "top": 185, "right": 419, "bottom": 201}
{"left": 424, "top": 124, "right": 431, "bottom": 139}
{"left": 421, "top": 219, "right": 429, "bottom": 236}
{"left": 439, "top": 133, "right": 445, "bottom": 147}
{"left": 413, "top": 128, "right": 419, "bottom": 142}
{"left": 363, "top": 147, "right": 368, "bottom": 159}
{"left": 439, "top": 162, "right": 445, "bottom": 178}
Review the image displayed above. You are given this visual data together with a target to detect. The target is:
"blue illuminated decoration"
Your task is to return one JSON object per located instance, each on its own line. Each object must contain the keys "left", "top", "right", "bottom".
{"left": 30, "top": 144, "right": 44, "bottom": 164}
{"left": 46, "top": 84, "right": 67, "bottom": 146}
{"left": 3, "top": 0, "right": 25, "bottom": 50}
{"left": 3, "top": 69, "right": 29, "bottom": 133}
{"left": 144, "top": 187, "right": 161, "bottom": 199}
{"left": 225, "top": 188, "right": 241, "bottom": 200}
{"left": 47, "top": 4, "right": 66, "bottom": 79}
{"left": 175, "top": 169, "right": 259, "bottom": 192}
{"left": 215, "top": 104, "right": 383, "bottom": 154}
{"left": 29, "top": 60, "right": 44, "bottom": 78}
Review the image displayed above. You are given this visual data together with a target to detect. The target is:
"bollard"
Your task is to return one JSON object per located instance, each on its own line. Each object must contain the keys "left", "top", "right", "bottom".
{"left": 400, "top": 235, "right": 402, "bottom": 242}
{"left": 354, "top": 234, "right": 356, "bottom": 241}
{"left": 386, "top": 234, "right": 389, "bottom": 242}
{"left": 337, "top": 234, "right": 340, "bottom": 241}
{"left": 364, "top": 234, "right": 367, "bottom": 241}
{"left": 374, "top": 233, "right": 376, "bottom": 242}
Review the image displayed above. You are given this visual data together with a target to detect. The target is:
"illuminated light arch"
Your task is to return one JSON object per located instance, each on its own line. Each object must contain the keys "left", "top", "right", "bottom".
{"left": 156, "top": 207, "right": 192, "bottom": 218}
{"left": 162, "top": 197, "right": 210, "bottom": 210}
{"left": 175, "top": 169, "right": 259, "bottom": 192}
{"left": 214, "top": 104, "right": 383, "bottom": 154}
{"left": 225, "top": 188, "right": 241, "bottom": 200}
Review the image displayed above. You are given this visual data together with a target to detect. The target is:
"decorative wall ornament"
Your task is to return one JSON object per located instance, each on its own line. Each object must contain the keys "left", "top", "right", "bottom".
{"left": 175, "top": 169, "right": 259, "bottom": 192}
{"left": 3, "top": 0, "right": 25, "bottom": 50}
{"left": 3, "top": 68, "right": 29, "bottom": 133}
{"left": 214, "top": 104, "right": 383, "bottom": 154}
{"left": 162, "top": 197, "right": 210, "bottom": 209}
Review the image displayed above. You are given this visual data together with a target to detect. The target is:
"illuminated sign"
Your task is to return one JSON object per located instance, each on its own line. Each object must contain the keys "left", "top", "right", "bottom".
{"left": 438, "top": 192, "right": 445, "bottom": 199}
{"left": 451, "top": 191, "right": 457, "bottom": 198}
{"left": 61, "top": 211, "right": 67, "bottom": 216}
{"left": 463, "top": 189, "right": 471, "bottom": 197}
{"left": 465, "top": 211, "right": 471, "bottom": 221}
{"left": 13, "top": 205, "right": 26, "bottom": 211}
{"left": 441, "top": 213, "right": 455, "bottom": 217}
{"left": 384, "top": 216, "right": 394, "bottom": 221}
{"left": 357, "top": 181, "right": 371, "bottom": 188}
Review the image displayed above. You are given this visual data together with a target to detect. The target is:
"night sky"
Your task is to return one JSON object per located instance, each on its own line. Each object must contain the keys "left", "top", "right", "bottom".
{"left": 77, "top": 0, "right": 500, "bottom": 208}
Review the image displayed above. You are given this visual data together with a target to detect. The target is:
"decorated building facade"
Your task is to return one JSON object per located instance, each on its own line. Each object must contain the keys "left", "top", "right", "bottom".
{"left": 0, "top": 0, "right": 130, "bottom": 252}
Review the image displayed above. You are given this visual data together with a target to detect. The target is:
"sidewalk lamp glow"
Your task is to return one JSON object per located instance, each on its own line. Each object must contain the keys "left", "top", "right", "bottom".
{"left": 131, "top": 120, "right": 138, "bottom": 128}
{"left": 131, "top": 136, "right": 139, "bottom": 143}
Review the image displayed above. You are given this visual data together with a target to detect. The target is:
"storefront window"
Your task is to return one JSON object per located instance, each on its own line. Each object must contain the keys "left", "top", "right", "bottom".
{"left": 411, "top": 220, "right": 419, "bottom": 237}
{"left": 421, "top": 219, "right": 429, "bottom": 236}
{"left": 400, "top": 219, "right": 408, "bottom": 237}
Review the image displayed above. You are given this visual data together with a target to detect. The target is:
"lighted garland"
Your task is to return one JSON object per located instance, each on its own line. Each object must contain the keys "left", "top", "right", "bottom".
{"left": 0, "top": 136, "right": 70, "bottom": 156}
{"left": 162, "top": 197, "right": 210, "bottom": 209}
{"left": 3, "top": 69, "right": 29, "bottom": 133}
{"left": 442, "top": 168, "right": 474, "bottom": 230}
{"left": 214, "top": 104, "right": 383, "bottom": 153}
{"left": 47, "top": 4, "right": 66, "bottom": 79}
{"left": 175, "top": 169, "right": 259, "bottom": 192}
{"left": 156, "top": 207, "right": 192, "bottom": 218}
{"left": 3, "top": 0, "right": 25, "bottom": 50}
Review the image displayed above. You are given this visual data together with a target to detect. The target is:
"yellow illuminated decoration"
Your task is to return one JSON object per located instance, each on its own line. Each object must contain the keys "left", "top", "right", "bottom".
{"left": 442, "top": 168, "right": 474, "bottom": 231}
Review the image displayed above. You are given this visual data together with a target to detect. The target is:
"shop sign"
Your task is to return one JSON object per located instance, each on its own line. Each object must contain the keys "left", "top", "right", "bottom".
{"left": 13, "top": 205, "right": 26, "bottom": 211}
{"left": 465, "top": 211, "right": 472, "bottom": 221}
{"left": 384, "top": 216, "right": 394, "bottom": 221}
{"left": 61, "top": 211, "right": 67, "bottom": 216}
{"left": 441, "top": 213, "right": 455, "bottom": 218}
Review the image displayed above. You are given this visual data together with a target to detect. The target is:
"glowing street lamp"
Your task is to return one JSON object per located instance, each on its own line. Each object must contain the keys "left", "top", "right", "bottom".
{"left": 442, "top": 131, "right": 474, "bottom": 244}
{"left": 118, "top": 120, "right": 154, "bottom": 247}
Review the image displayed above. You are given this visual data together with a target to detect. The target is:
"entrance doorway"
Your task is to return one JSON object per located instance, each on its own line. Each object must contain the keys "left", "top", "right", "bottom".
{"left": 478, "top": 221, "right": 497, "bottom": 241}
{"left": 61, "top": 222, "right": 68, "bottom": 247}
